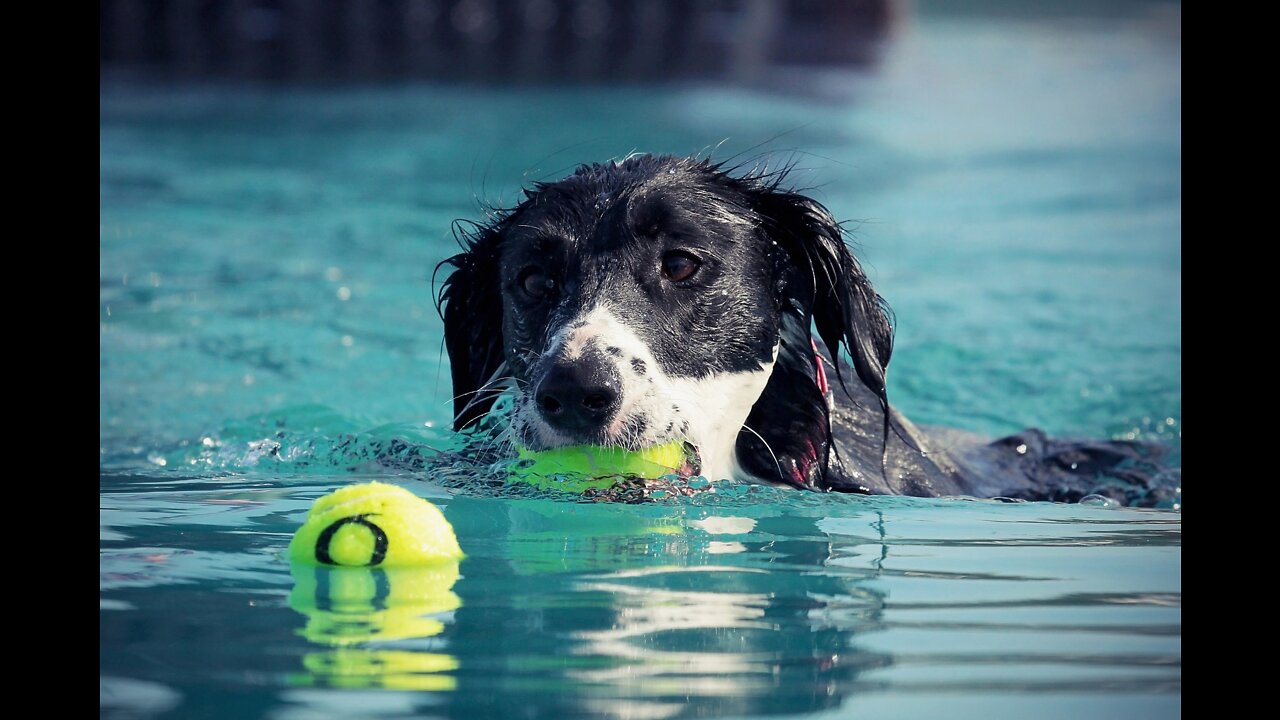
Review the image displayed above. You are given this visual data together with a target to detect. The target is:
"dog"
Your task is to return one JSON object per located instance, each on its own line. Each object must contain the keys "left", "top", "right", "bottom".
{"left": 436, "top": 154, "right": 1175, "bottom": 506}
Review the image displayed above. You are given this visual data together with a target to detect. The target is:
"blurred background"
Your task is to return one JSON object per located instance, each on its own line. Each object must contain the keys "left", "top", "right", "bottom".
{"left": 101, "top": 0, "right": 891, "bottom": 84}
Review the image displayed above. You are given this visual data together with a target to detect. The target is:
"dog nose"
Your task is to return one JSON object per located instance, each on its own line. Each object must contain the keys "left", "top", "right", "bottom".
{"left": 535, "top": 354, "right": 622, "bottom": 433}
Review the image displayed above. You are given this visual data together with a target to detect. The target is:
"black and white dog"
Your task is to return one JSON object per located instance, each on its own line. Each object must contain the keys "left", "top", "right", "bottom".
{"left": 437, "top": 154, "right": 1174, "bottom": 505}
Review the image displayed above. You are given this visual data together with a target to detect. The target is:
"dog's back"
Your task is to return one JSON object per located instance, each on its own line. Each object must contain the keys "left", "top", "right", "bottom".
{"left": 810, "top": 342, "right": 1176, "bottom": 506}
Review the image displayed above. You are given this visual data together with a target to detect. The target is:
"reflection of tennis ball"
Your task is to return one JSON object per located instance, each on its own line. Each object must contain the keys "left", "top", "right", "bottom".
{"left": 287, "top": 563, "right": 462, "bottom": 689}
{"left": 288, "top": 563, "right": 461, "bottom": 645}
{"left": 288, "top": 482, "right": 463, "bottom": 567}
{"left": 512, "top": 442, "right": 690, "bottom": 491}
{"left": 298, "top": 649, "right": 459, "bottom": 691}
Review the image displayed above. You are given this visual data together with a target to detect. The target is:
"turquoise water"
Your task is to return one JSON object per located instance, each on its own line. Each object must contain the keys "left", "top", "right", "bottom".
{"left": 101, "top": 4, "right": 1181, "bottom": 719}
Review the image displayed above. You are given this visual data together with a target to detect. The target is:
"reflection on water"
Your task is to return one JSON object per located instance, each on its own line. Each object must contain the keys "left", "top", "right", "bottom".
{"left": 258, "top": 491, "right": 1181, "bottom": 718}
{"left": 438, "top": 501, "right": 886, "bottom": 718}
{"left": 288, "top": 563, "right": 461, "bottom": 691}
{"left": 425, "top": 497, "right": 1178, "bottom": 719}
{"left": 99, "top": 476, "right": 1178, "bottom": 720}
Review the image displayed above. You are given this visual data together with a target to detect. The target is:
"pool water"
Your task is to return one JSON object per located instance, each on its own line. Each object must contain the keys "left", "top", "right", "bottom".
{"left": 100, "top": 4, "right": 1181, "bottom": 719}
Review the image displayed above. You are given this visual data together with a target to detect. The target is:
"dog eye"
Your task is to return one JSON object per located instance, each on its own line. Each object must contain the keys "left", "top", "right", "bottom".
{"left": 661, "top": 251, "right": 700, "bottom": 283}
{"left": 519, "top": 267, "right": 555, "bottom": 299}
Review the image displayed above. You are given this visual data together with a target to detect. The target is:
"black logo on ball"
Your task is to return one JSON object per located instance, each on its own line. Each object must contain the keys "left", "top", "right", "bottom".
{"left": 315, "top": 514, "right": 389, "bottom": 566}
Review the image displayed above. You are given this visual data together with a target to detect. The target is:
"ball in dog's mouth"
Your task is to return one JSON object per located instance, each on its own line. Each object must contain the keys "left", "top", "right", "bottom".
{"left": 512, "top": 441, "right": 702, "bottom": 490}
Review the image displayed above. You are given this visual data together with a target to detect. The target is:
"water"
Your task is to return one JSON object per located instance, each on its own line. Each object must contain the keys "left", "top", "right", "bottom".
{"left": 100, "top": 4, "right": 1181, "bottom": 718}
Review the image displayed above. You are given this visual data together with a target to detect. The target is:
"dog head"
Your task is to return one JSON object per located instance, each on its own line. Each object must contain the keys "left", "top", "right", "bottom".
{"left": 436, "top": 154, "right": 892, "bottom": 486}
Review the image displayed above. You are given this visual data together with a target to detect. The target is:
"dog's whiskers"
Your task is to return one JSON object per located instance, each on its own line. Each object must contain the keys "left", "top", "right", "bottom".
{"left": 447, "top": 376, "right": 521, "bottom": 406}
{"left": 739, "top": 423, "right": 783, "bottom": 479}
{"left": 456, "top": 363, "right": 523, "bottom": 422}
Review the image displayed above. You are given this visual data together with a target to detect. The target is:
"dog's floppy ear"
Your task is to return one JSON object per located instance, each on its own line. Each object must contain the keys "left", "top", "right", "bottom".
{"left": 736, "top": 308, "right": 836, "bottom": 490}
{"left": 731, "top": 184, "right": 892, "bottom": 491}
{"left": 435, "top": 221, "right": 506, "bottom": 431}
{"left": 752, "top": 188, "right": 894, "bottom": 409}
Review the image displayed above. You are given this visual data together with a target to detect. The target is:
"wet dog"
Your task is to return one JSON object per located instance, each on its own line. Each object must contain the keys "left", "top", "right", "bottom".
{"left": 437, "top": 154, "right": 1175, "bottom": 505}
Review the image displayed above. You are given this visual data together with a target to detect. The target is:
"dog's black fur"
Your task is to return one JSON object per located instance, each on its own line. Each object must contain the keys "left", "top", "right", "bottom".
{"left": 437, "top": 155, "right": 1175, "bottom": 506}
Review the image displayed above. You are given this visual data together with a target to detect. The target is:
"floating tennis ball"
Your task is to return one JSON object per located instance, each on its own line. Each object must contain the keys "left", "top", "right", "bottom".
{"left": 289, "top": 482, "right": 463, "bottom": 567}
{"left": 511, "top": 442, "right": 691, "bottom": 492}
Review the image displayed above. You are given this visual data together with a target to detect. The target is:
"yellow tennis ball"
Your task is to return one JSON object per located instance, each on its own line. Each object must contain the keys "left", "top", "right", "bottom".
{"left": 511, "top": 442, "right": 691, "bottom": 491}
{"left": 289, "top": 482, "right": 463, "bottom": 567}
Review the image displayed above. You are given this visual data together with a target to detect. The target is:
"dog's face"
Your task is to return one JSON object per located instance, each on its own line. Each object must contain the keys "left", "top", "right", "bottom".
{"left": 494, "top": 160, "right": 786, "bottom": 478}
{"left": 439, "top": 155, "right": 894, "bottom": 488}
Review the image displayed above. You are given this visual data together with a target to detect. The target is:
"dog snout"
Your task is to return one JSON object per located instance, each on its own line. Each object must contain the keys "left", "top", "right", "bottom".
{"left": 534, "top": 352, "right": 622, "bottom": 434}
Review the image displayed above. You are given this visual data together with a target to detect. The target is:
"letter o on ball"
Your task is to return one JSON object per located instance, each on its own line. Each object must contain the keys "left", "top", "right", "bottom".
{"left": 314, "top": 514, "right": 389, "bottom": 566}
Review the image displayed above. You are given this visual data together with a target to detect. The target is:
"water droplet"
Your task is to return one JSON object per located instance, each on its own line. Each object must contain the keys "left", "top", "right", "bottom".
{"left": 1080, "top": 494, "right": 1119, "bottom": 508}
{"left": 1015, "top": 443, "right": 1027, "bottom": 455}
{"left": 336, "top": 286, "right": 352, "bottom": 301}
{"left": 341, "top": 335, "right": 355, "bottom": 347}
